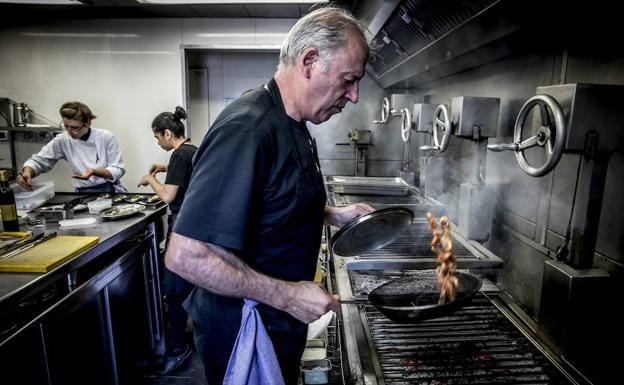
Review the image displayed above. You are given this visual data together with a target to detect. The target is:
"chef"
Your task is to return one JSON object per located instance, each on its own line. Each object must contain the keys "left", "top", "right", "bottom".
{"left": 16, "top": 101, "right": 126, "bottom": 193}
{"left": 166, "top": 7, "right": 373, "bottom": 385}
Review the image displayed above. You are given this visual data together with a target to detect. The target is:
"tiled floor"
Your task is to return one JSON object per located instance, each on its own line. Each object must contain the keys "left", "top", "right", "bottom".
{"left": 143, "top": 348, "right": 206, "bottom": 385}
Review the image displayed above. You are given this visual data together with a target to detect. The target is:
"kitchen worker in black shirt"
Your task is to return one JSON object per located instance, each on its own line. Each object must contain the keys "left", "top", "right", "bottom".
{"left": 166, "top": 7, "right": 373, "bottom": 385}
{"left": 138, "top": 106, "right": 197, "bottom": 374}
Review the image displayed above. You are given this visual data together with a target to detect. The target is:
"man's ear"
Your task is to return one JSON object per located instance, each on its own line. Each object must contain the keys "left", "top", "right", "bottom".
{"left": 299, "top": 47, "right": 320, "bottom": 78}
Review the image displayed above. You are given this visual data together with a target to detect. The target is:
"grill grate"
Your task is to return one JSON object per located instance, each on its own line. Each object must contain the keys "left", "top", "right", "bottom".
{"left": 363, "top": 294, "right": 572, "bottom": 385}
{"left": 359, "top": 222, "right": 473, "bottom": 259}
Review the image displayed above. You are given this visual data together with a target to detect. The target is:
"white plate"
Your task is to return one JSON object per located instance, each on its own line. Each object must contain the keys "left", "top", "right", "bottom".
{"left": 307, "top": 310, "right": 334, "bottom": 339}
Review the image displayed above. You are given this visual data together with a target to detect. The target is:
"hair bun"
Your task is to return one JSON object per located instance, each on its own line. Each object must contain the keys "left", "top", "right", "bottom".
{"left": 173, "top": 106, "right": 187, "bottom": 121}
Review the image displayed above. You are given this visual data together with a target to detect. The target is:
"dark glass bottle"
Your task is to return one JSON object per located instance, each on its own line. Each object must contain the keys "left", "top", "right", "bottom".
{"left": 0, "top": 170, "right": 19, "bottom": 231}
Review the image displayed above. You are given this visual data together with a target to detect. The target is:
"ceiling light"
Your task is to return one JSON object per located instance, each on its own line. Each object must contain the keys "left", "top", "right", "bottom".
{"left": 137, "top": 0, "right": 327, "bottom": 4}
{"left": 1, "top": 0, "right": 82, "bottom": 4}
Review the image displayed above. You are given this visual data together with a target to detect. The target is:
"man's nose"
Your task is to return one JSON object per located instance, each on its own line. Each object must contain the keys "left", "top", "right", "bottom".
{"left": 345, "top": 83, "right": 360, "bottom": 104}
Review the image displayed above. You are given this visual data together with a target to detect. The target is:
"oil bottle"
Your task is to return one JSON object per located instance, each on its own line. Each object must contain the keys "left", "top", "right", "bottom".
{"left": 0, "top": 169, "right": 19, "bottom": 231}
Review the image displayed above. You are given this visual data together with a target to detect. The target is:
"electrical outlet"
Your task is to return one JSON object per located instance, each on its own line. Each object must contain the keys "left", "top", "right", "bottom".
{"left": 0, "top": 130, "right": 7, "bottom": 141}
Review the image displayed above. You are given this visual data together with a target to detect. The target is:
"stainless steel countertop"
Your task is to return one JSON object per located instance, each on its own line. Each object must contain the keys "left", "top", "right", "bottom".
{"left": 0, "top": 202, "right": 167, "bottom": 312}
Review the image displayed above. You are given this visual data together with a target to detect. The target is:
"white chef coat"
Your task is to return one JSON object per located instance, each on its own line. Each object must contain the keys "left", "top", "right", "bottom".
{"left": 24, "top": 127, "right": 126, "bottom": 190}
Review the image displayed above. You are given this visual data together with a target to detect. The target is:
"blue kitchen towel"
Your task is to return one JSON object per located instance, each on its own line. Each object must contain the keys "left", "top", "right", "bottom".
{"left": 223, "top": 299, "right": 285, "bottom": 385}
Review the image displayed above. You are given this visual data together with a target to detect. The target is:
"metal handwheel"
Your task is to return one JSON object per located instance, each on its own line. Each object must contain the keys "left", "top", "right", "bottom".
{"left": 488, "top": 94, "right": 566, "bottom": 177}
{"left": 374, "top": 97, "right": 390, "bottom": 124}
{"left": 400, "top": 107, "right": 412, "bottom": 143}
{"left": 432, "top": 104, "right": 451, "bottom": 152}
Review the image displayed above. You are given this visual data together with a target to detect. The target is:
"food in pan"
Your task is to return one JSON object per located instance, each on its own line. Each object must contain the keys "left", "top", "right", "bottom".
{"left": 146, "top": 194, "right": 160, "bottom": 203}
{"left": 427, "top": 212, "right": 458, "bottom": 304}
{"left": 126, "top": 195, "right": 143, "bottom": 203}
{"left": 112, "top": 194, "right": 127, "bottom": 204}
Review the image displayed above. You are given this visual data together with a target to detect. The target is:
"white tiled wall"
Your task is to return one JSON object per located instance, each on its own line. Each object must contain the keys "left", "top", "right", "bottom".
{"left": 0, "top": 18, "right": 296, "bottom": 193}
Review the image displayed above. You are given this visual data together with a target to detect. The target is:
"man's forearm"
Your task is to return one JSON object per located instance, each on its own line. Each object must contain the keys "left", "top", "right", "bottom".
{"left": 165, "top": 232, "right": 291, "bottom": 311}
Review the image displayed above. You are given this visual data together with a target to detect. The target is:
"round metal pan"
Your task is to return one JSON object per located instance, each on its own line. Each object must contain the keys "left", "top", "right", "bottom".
{"left": 331, "top": 207, "right": 414, "bottom": 256}
{"left": 368, "top": 271, "right": 482, "bottom": 323}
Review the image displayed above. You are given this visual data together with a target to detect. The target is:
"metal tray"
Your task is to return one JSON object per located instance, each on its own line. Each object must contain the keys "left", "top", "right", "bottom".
{"left": 98, "top": 204, "right": 144, "bottom": 220}
{"left": 325, "top": 176, "right": 410, "bottom": 196}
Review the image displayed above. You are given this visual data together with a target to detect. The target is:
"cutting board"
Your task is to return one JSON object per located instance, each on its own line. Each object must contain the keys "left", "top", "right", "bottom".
{"left": 0, "top": 236, "right": 100, "bottom": 273}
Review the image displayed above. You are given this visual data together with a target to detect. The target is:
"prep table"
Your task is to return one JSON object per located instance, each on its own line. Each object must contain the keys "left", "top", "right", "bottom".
{"left": 0, "top": 192, "right": 167, "bottom": 385}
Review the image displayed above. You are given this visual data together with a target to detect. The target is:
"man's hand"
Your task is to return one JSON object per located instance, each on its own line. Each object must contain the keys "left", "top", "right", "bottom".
{"left": 280, "top": 281, "right": 339, "bottom": 324}
{"left": 149, "top": 163, "right": 167, "bottom": 176}
{"left": 71, "top": 168, "right": 95, "bottom": 180}
{"left": 325, "top": 203, "right": 375, "bottom": 227}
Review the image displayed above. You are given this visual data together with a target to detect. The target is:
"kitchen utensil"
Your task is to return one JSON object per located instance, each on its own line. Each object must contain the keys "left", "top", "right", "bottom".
{"left": 13, "top": 103, "right": 29, "bottom": 127}
{"left": 35, "top": 205, "right": 74, "bottom": 221}
{"left": 306, "top": 310, "right": 334, "bottom": 339}
{"left": 0, "top": 231, "right": 32, "bottom": 254}
{"left": 367, "top": 271, "right": 482, "bottom": 323}
{"left": 331, "top": 207, "right": 413, "bottom": 256}
{"left": 0, "top": 232, "right": 56, "bottom": 260}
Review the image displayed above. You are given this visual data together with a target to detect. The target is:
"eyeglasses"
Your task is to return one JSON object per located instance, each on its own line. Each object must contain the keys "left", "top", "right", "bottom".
{"left": 60, "top": 121, "right": 84, "bottom": 131}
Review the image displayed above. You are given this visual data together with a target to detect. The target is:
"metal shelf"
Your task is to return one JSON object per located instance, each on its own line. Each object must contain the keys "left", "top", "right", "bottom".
{"left": 0, "top": 126, "right": 61, "bottom": 133}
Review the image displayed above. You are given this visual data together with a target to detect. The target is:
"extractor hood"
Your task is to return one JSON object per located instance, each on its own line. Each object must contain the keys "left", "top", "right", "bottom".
{"left": 356, "top": 0, "right": 521, "bottom": 89}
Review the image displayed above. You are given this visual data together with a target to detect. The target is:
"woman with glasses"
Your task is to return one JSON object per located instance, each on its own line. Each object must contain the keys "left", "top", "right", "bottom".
{"left": 16, "top": 101, "right": 127, "bottom": 193}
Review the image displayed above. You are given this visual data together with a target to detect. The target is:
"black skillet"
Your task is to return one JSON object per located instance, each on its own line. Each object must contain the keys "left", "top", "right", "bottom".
{"left": 331, "top": 207, "right": 482, "bottom": 323}
{"left": 367, "top": 271, "right": 482, "bottom": 323}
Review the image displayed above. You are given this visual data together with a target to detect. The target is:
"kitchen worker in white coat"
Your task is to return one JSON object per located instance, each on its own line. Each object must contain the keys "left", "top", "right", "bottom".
{"left": 16, "top": 101, "right": 127, "bottom": 193}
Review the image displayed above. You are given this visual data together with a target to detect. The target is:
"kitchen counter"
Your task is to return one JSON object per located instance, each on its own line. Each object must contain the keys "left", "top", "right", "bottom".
{"left": 0, "top": 193, "right": 168, "bottom": 385}
{"left": 0, "top": 198, "right": 166, "bottom": 307}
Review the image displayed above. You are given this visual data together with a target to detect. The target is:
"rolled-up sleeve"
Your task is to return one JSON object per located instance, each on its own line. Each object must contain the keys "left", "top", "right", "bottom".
{"left": 104, "top": 134, "right": 125, "bottom": 181}
{"left": 23, "top": 137, "right": 64, "bottom": 175}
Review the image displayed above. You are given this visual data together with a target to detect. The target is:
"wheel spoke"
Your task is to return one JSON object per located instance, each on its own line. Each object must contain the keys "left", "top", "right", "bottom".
{"left": 546, "top": 138, "right": 554, "bottom": 155}
{"left": 519, "top": 135, "right": 539, "bottom": 150}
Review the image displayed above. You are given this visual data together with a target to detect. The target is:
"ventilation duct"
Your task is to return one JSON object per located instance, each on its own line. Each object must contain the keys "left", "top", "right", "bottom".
{"left": 359, "top": 0, "right": 522, "bottom": 88}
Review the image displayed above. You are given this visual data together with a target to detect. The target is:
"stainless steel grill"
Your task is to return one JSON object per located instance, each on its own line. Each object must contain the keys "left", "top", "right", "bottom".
{"left": 362, "top": 294, "right": 573, "bottom": 385}
{"left": 331, "top": 196, "right": 445, "bottom": 219}
{"left": 360, "top": 222, "right": 472, "bottom": 258}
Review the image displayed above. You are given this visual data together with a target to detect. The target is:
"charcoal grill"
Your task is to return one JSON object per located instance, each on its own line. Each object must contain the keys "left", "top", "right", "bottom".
{"left": 333, "top": 264, "right": 587, "bottom": 385}
{"left": 326, "top": 184, "right": 583, "bottom": 385}
{"left": 362, "top": 295, "right": 574, "bottom": 384}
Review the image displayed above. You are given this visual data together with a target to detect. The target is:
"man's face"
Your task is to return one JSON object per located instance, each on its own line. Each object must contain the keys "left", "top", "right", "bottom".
{"left": 305, "top": 36, "right": 368, "bottom": 124}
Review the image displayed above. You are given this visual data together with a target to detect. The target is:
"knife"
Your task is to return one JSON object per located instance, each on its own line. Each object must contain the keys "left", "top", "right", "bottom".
{"left": 0, "top": 232, "right": 58, "bottom": 260}
{"left": 0, "top": 231, "right": 39, "bottom": 255}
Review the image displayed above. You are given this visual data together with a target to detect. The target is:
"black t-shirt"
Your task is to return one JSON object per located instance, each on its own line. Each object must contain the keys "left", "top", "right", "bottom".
{"left": 174, "top": 78, "right": 327, "bottom": 282}
{"left": 165, "top": 142, "right": 197, "bottom": 215}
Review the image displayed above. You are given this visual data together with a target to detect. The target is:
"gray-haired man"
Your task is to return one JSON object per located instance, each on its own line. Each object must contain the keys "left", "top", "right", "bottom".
{"left": 166, "top": 7, "right": 373, "bottom": 384}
